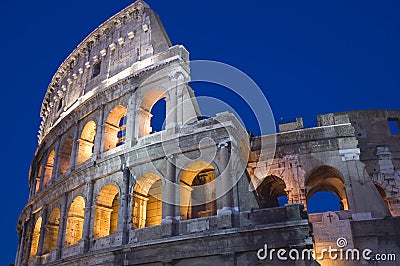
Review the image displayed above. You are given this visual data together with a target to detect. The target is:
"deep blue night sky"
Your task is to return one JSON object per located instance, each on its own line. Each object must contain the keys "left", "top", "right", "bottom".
{"left": 1, "top": 0, "right": 400, "bottom": 264}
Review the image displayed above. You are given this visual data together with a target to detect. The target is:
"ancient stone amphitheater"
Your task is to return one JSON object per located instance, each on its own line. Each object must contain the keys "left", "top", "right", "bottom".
{"left": 15, "top": 1, "right": 400, "bottom": 265}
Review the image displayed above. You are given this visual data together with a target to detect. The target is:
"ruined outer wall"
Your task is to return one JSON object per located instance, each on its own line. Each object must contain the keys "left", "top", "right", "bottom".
{"left": 250, "top": 109, "right": 400, "bottom": 265}
{"left": 249, "top": 116, "right": 390, "bottom": 218}
{"left": 318, "top": 110, "right": 400, "bottom": 216}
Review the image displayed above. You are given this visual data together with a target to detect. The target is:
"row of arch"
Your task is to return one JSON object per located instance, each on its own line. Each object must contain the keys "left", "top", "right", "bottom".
{"left": 26, "top": 164, "right": 392, "bottom": 260}
{"left": 34, "top": 95, "right": 167, "bottom": 194}
{"left": 28, "top": 162, "right": 217, "bottom": 260}
{"left": 256, "top": 165, "right": 390, "bottom": 214}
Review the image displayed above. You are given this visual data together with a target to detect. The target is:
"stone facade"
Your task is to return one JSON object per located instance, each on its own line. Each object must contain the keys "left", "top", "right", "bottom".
{"left": 252, "top": 111, "right": 400, "bottom": 265}
{"left": 15, "top": 1, "right": 400, "bottom": 265}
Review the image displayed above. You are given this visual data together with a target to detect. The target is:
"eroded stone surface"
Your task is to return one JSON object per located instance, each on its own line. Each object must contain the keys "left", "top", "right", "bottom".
{"left": 15, "top": 1, "right": 400, "bottom": 266}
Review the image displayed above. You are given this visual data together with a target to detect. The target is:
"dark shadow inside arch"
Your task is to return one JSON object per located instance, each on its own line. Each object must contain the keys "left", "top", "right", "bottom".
{"left": 257, "top": 175, "right": 287, "bottom": 208}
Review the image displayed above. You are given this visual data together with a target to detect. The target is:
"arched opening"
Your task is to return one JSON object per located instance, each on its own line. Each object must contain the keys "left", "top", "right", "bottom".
{"left": 150, "top": 99, "right": 166, "bottom": 133}
{"left": 58, "top": 137, "right": 73, "bottom": 174}
{"left": 43, "top": 150, "right": 55, "bottom": 187}
{"left": 65, "top": 196, "right": 85, "bottom": 247}
{"left": 94, "top": 184, "right": 119, "bottom": 238}
{"left": 305, "top": 166, "right": 349, "bottom": 213}
{"left": 30, "top": 216, "right": 42, "bottom": 260}
{"left": 138, "top": 89, "right": 166, "bottom": 138}
{"left": 256, "top": 175, "right": 288, "bottom": 208}
{"left": 77, "top": 121, "right": 96, "bottom": 164}
{"left": 374, "top": 183, "right": 389, "bottom": 208}
{"left": 180, "top": 161, "right": 216, "bottom": 220}
{"left": 308, "top": 192, "right": 341, "bottom": 214}
{"left": 43, "top": 208, "right": 60, "bottom": 254}
{"left": 103, "top": 105, "right": 127, "bottom": 152}
{"left": 132, "top": 173, "right": 162, "bottom": 228}
{"left": 35, "top": 164, "right": 43, "bottom": 193}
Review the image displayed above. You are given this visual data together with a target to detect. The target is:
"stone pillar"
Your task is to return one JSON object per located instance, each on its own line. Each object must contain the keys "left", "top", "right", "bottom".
{"left": 168, "top": 69, "right": 193, "bottom": 130}
{"left": 83, "top": 180, "right": 95, "bottom": 252}
{"left": 50, "top": 139, "right": 61, "bottom": 184}
{"left": 132, "top": 194, "right": 148, "bottom": 228}
{"left": 38, "top": 160, "right": 46, "bottom": 192}
{"left": 93, "top": 105, "right": 105, "bottom": 157}
{"left": 125, "top": 89, "right": 137, "bottom": 146}
{"left": 70, "top": 123, "right": 80, "bottom": 170}
{"left": 162, "top": 156, "right": 176, "bottom": 221}
{"left": 165, "top": 87, "right": 178, "bottom": 132}
{"left": 128, "top": 178, "right": 135, "bottom": 229}
{"left": 175, "top": 85, "right": 184, "bottom": 128}
{"left": 55, "top": 193, "right": 68, "bottom": 259}
{"left": 24, "top": 216, "right": 35, "bottom": 265}
{"left": 161, "top": 155, "right": 178, "bottom": 237}
{"left": 29, "top": 169, "right": 38, "bottom": 200}
{"left": 217, "top": 141, "right": 234, "bottom": 213}
{"left": 15, "top": 222, "right": 27, "bottom": 265}
{"left": 31, "top": 172, "right": 40, "bottom": 199}
{"left": 121, "top": 167, "right": 131, "bottom": 244}
{"left": 36, "top": 206, "right": 48, "bottom": 257}
{"left": 133, "top": 100, "right": 141, "bottom": 140}
{"left": 340, "top": 150, "right": 391, "bottom": 218}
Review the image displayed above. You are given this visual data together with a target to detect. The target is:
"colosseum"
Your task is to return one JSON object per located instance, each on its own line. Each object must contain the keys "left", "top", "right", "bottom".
{"left": 15, "top": 1, "right": 400, "bottom": 265}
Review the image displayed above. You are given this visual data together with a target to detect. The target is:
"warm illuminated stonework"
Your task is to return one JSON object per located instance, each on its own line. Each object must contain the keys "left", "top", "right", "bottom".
{"left": 16, "top": 1, "right": 400, "bottom": 265}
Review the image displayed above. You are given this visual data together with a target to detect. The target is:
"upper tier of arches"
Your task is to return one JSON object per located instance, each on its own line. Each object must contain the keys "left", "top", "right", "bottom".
{"left": 38, "top": 0, "right": 172, "bottom": 144}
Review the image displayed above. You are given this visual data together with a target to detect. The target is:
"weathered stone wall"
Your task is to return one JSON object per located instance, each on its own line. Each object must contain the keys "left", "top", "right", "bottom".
{"left": 38, "top": 0, "right": 171, "bottom": 144}
{"left": 16, "top": 1, "right": 400, "bottom": 265}
{"left": 250, "top": 111, "right": 400, "bottom": 265}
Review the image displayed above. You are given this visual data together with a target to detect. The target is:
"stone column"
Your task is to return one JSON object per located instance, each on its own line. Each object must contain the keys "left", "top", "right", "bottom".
{"left": 15, "top": 222, "right": 27, "bottom": 265}
{"left": 50, "top": 139, "right": 61, "bottom": 184}
{"left": 132, "top": 194, "right": 148, "bottom": 228}
{"left": 125, "top": 89, "right": 137, "bottom": 146}
{"left": 165, "top": 86, "right": 178, "bottom": 132}
{"left": 161, "top": 156, "right": 178, "bottom": 237}
{"left": 55, "top": 193, "right": 68, "bottom": 259}
{"left": 31, "top": 171, "right": 40, "bottom": 199}
{"left": 121, "top": 167, "right": 131, "bottom": 244}
{"left": 217, "top": 141, "right": 234, "bottom": 213}
{"left": 38, "top": 160, "right": 46, "bottom": 192}
{"left": 162, "top": 156, "right": 176, "bottom": 221}
{"left": 29, "top": 168, "right": 38, "bottom": 200}
{"left": 175, "top": 85, "right": 184, "bottom": 128}
{"left": 93, "top": 105, "right": 105, "bottom": 157}
{"left": 36, "top": 206, "right": 48, "bottom": 257}
{"left": 24, "top": 215, "right": 35, "bottom": 265}
{"left": 83, "top": 180, "right": 95, "bottom": 252}
{"left": 70, "top": 122, "right": 80, "bottom": 170}
{"left": 128, "top": 178, "right": 135, "bottom": 229}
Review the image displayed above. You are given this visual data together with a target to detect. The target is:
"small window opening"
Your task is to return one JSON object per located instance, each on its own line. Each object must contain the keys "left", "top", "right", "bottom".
{"left": 92, "top": 61, "right": 101, "bottom": 78}
{"left": 388, "top": 119, "right": 399, "bottom": 135}
{"left": 116, "top": 115, "right": 127, "bottom": 147}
